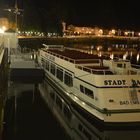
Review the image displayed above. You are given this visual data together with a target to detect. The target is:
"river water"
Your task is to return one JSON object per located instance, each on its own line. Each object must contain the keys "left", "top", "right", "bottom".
{"left": 2, "top": 82, "right": 71, "bottom": 140}
{"left": 1, "top": 43, "right": 140, "bottom": 140}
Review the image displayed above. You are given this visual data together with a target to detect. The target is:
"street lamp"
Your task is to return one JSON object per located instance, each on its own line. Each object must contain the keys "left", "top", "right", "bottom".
{"left": 0, "top": 26, "right": 7, "bottom": 33}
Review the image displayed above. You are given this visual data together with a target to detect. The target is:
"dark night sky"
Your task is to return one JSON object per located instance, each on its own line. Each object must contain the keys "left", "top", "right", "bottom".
{"left": 0, "top": 0, "right": 140, "bottom": 31}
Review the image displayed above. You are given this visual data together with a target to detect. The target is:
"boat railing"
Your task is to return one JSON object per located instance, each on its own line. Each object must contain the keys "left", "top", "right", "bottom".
{"left": 75, "top": 65, "right": 113, "bottom": 75}
{"left": 132, "top": 64, "right": 140, "bottom": 69}
{"left": 46, "top": 50, "right": 101, "bottom": 64}
{"left": 43, "top": 44, "right": 64, "bottom": 49}
{"left": 47, "top": 50, "right": 75, "bottom": 62}
{"left": 131, "top": 64, "right": 140, "bottom": 75}
{"left": 112, "top": 64, "right": 140, "bottom": 75}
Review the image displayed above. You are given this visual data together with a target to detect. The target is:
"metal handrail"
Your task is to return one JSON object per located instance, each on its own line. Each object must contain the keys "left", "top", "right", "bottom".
{"left": 75, "top": 65, "right": 112, "bottom": 75}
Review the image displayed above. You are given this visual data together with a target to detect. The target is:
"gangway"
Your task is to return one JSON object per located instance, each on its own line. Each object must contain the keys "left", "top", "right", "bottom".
{"left": 9, "top": 47, "right": 44, "bottom": 83}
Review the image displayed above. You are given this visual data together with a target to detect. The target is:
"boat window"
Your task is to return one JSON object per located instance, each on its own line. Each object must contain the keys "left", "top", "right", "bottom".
{"left": 64, "top": 71, "right": 73, "bottom": 87}
{"left": 41, "top": 58, "right": 45, "bottom": 68}
{"left": 50, "top": 63, "right": 56, "bottom": 75}
{"left": 85, "top": 88, "right": 94, "bottom": 98}
{"left": 56, "top": 67, "right": 63, "bottom": 81}
{"left": 41, "top": 58, "right": 44, "bottom": 63}
{"left": 45, "top": 60, "right": 49, "bottom": 71}
{"left": 117, "top": 63, "right": 123, "bottom": 68}
{"left": 80, "top": 85, "right": 94, "bottom": 99}
{"left": 80, "top": 85, "right": 84, "bottom": 93}
{"left": 124, "top": 64, "right": 126, "bottom": 68}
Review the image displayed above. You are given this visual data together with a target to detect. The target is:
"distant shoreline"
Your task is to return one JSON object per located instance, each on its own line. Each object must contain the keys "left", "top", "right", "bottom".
{"left": 18, "top": 36, "right": 140, "bottom": 48}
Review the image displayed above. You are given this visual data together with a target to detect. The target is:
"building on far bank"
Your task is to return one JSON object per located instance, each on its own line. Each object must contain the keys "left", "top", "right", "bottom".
{"left": 62, "top": 22, "right": 103, "bottom": 36}
{"left": 62, "top": 22, "right": 140, "bottom": 37}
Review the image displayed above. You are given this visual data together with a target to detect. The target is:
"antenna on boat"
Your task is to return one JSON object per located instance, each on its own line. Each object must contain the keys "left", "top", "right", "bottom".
{"left": 14, "top": 0, "right": 24, "bottom": 32}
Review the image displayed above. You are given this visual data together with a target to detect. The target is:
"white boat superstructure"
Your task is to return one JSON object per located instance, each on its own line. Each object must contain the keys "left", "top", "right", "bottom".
{"left": 38, "top": 45, "right": 140, "bottom": 124}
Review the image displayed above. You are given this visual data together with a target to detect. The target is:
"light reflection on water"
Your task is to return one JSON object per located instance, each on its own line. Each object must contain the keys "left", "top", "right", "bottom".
{"left": 70, "top": 44, "right": 140, "bottom": 65}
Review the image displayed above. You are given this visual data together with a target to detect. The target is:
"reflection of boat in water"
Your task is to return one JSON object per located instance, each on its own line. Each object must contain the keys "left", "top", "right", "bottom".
{"left": 38, "top": 45, "right": 140, "bottom": 129}
{"left": 39, "top": 75, "right": 140, "bottom": 140}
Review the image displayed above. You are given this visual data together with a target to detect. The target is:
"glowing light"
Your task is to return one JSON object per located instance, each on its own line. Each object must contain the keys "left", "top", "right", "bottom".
{"left": 108, "top": 47, "right": 112, "bottom": 51}
{"left": 111, "top": 29, "right": 115, "bottom": 35}
{"left": 0, "top": 28, "right": 4, "bottom": 33}
{"left": 2, "top": 26, "right": 6, "bottom": 31}
{"left": 98, "top": 29, "right": 103, "bottom": 36}
{"left": 98, "top": 51, "right": 102, "bottom": 57}
{"left": 74, "top": 96, "right": 79, "bottom": 100}
{"left": 123, "top": 52, "right": 128, "bottom": 60}
{"left": 82, "top": 102, "right": 85, "bottom": 105}
{"left": 136, "top": 54, "right": 139, "bottom": 62}
{"left": 96, "top": 45, "right": 102, "bottom": 51}
{"left": 130, "top": 51, "right": 133, "bottom": 57}
{"left": 124, "top": 31, "right": 128, "bottom": 36}
{"left": 110, "top": 53, "right": 114, "bottom": 60}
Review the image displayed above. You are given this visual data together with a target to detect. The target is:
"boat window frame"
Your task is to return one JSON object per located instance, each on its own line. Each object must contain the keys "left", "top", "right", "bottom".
{"left": 56, "top": 67, "right": 63, "bottom": 82}
{"left": 117, "top": 63, "right": 123, "bottom": 68}
{"left": 80, "top": 84, "right": 94, "bottom": 99}
{"left": 85, "top": 87, "right": 94, "bottom": 99}
{"left": 50, "top": 62, "right": 56, "bottom": 76}
{"left": 64, "top": 71, "right": 73, "bottom": 87}
{"left": 45, "top": 60, "right": 50, "bottom": 71}
{"left": 80, "top": 85, "right": 85, "bottom": 93}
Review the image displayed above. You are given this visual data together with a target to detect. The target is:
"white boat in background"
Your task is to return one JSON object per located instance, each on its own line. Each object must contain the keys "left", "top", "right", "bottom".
{"left": 38, "top": 44, "right": 140, "bottom": 128}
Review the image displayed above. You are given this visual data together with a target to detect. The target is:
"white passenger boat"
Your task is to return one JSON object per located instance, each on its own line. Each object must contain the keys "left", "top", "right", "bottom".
{"left": 38, "top": 45, "right": 140, "bottom": 128}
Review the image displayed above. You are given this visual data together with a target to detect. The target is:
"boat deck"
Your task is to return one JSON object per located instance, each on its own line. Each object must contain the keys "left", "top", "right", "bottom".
{"left": 43, "top": 48, "right": 113, "bottom": 74}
